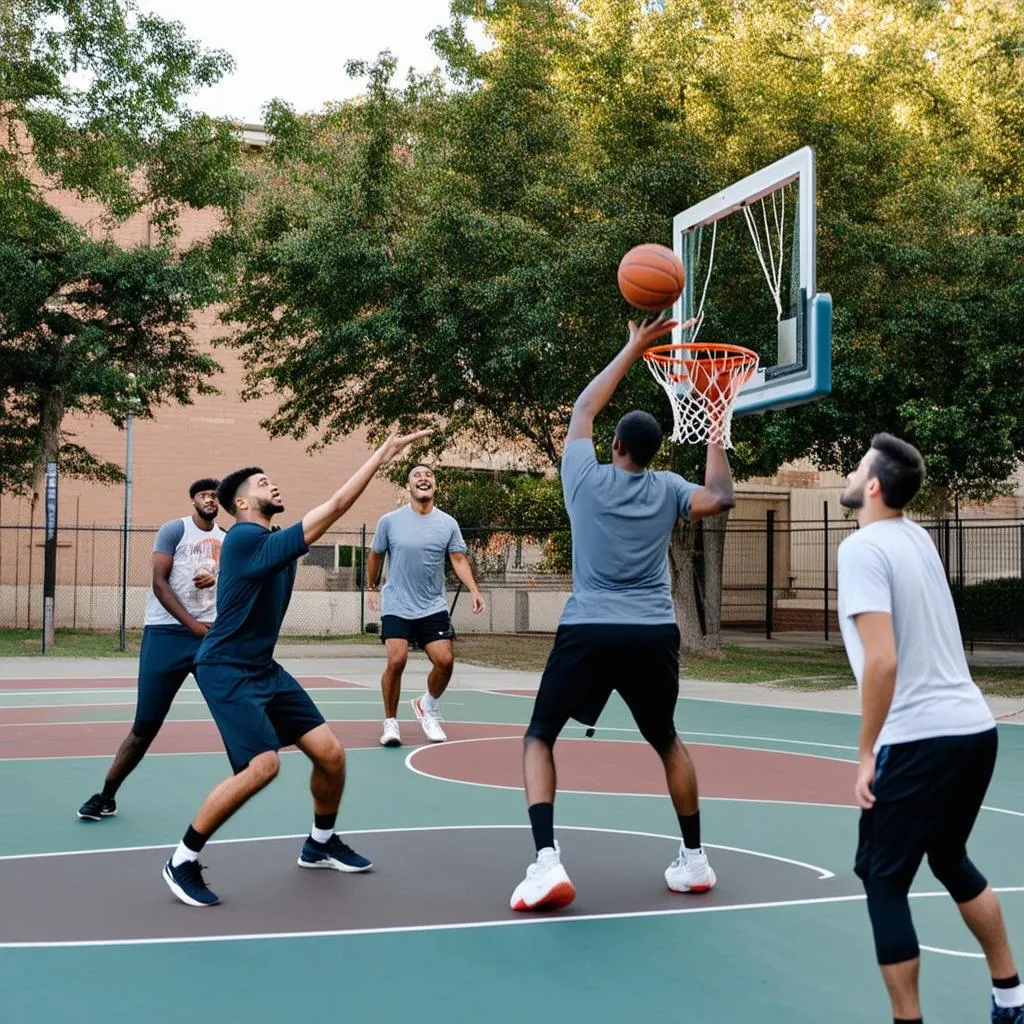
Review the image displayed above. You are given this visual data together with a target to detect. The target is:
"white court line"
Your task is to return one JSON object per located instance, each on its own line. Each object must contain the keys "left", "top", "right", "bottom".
{"left": 0, "top": 699, "right": 455, "bottom": 711}
{"left": 919, "top": 944, "right": 984, "bottom": 959}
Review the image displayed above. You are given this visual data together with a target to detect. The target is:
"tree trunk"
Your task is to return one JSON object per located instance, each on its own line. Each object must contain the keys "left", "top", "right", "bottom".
{"left": 34, "top": 387, "right": 64, "bottom": 651}
{"left": 669, "top": 518, "right": 706, "bottom": 653}
{"left": 700, "top": 509, "right": 730, "bottom": 652}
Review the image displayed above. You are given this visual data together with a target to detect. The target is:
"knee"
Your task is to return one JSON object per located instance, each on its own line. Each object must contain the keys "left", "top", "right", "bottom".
{"left": 386, "top": 652, "right": 408, "bottom": 674}
{"left": 248, "top": 751, "right": 280, "bottom": 785}
{"left": 432, "top": 650, "right": 454, "bottom": 674}
{"left": 524, "top": 730, "right": 556, "bottom": 753}
{"left": 318, "top": 738, "right": 345, "bottom": 778}
{"left": 862, "top": 877, "right": 919, "bottom": 965}
{"left": 646, "top": 727, "right": 680, "bottom": 759}
{"left": 130, "top": 720, "right": 161, "bottom": 744}
{"left": 927, "top": 851, "right": 987, "bottom": 904}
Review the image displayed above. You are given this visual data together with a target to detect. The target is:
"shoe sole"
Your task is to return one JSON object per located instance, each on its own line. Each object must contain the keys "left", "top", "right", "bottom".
{"left": 410, "top": 699, "right": 447, "bottom": 743}
{"left": 379, "top": 736, "right": 402, "bottom": 748}
{"left": 511, "top": 880, "right": 577, "bottom": 912}
{"left": 77, "top": 809, "right": 117, "bottom": 820}
{"left": 666, "top": 869, "right": 717, "bottom": 894}
{"left": 162, "top": 864, "right": 219, "bottom": 907}
{"left": 297, "top": 856, "right": 374, "bottom": 873}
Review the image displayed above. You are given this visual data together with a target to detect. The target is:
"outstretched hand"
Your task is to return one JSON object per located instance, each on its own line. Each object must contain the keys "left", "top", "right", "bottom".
{"left": 626, "top": 314, "right": 680, "bottom": 354}
{"left": 377, "top": 428, "right": 433, "bottom": 465}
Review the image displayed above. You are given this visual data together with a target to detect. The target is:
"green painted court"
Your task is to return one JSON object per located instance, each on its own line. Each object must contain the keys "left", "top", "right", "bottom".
{"left": 1, "top": 655, "right": 1022, "bottom": 1023}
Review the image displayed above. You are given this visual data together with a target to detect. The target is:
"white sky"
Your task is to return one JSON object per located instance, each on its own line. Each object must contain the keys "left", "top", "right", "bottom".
{"left": 140, "top": 0, "right": 477, "bottom": 124}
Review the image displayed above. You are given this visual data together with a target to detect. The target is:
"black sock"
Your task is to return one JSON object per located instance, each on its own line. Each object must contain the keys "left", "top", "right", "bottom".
{"left": 528, "top": 803, "right": 555, "bottom": 852}
{"left": 101, "top": 780, "right": 119, "bottom": 801}
{"left": 678, "top": 811, "right": 701, "bottom": 850}
{"left": 894, "top": 1018, "right": 923, "bottom": 1023}
{"left": 183, "top": 825, "right": 208, "bottom": 854}
{"left": 314, "top": 811, "right": 337, "bottom": 832}
{"left": 995, "top": 975, "right": 1021, "bottom": 988}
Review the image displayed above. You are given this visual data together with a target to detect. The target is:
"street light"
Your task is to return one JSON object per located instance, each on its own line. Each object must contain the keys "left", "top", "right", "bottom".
{"left": 119, "top": 374, "right": 141, "bottom": 652}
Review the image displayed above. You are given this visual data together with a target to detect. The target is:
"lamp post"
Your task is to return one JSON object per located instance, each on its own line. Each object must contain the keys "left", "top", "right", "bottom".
{"left": 118, "top": 375, "right": 141, "bottom": 652}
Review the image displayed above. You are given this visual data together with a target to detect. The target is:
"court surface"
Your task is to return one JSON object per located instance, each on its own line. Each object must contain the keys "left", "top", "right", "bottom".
{"left": 1, "top": 653, "right": 1022, "bottom": 1023}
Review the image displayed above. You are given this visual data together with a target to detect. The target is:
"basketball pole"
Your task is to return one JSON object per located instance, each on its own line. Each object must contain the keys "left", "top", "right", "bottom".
{"left": 119, "top": 377, "right": 139, "bottom": 652}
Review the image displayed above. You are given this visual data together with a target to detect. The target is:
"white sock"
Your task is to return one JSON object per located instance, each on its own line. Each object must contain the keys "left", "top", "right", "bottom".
{"left": 171, "top": 841, "right": 199, "bottom": 868}
{"left": 310, "top": 826, "right": 334, "bottom": 845}
{"left": 683, "top": 845, "right": 704, "bottom": 856}
{"left": 993, "top": 984, "right": 1024, "bottom": 1009}
{"left": 421, "top": 692, "right": 439, "bottom": 712}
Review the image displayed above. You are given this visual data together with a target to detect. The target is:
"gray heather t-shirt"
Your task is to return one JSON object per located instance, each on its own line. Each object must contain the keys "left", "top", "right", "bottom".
{"left": 371, "top": 505, "right": 467, "bottom": 619}
{"left": 838, "top": 516, "right": 994, "bottom": 751}
{"left": 559, "top": 439, "right": 699, "bottom": 626}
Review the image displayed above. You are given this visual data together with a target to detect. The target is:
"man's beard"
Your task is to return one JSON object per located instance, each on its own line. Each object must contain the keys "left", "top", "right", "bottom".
{"left": 839, "top": 485, "right": 864, "bottom": 511}
{"left": 196, "top": 507, "right": 217, "bottom": 522}
{"left": 257, "top": 497, "right": 285, "bottom": 515}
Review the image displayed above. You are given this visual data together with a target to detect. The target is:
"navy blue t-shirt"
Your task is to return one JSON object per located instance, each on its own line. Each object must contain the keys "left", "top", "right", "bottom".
{"left": 196, "top": 520, "right": 308, "bottom": 670}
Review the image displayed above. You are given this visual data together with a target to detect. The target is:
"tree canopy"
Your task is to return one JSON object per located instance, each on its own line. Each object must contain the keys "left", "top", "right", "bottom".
{"left": 0, "top": 0, "right": 246, "bottom": 494}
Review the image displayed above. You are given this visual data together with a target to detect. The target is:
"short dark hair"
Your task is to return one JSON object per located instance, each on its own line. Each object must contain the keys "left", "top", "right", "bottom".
{"left": 614, "top": 410, "right": 663, "bottom": 468}
{"left": 869, "top": 433, "right": 925, "bottom": 509}
{"left": 189, "top": 478, "right": 220, "bottom": 499}
{"left": 216, "top": 467, "right": 263, "bottom": 515}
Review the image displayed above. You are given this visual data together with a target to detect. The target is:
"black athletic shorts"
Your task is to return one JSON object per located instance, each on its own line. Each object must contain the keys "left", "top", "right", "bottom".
{"left": 194, "top": 662, "right": 327, "bottom": 774}
{"left": 526, "top": 623, "right": 680, "bottom": 752}
{"left": 381, "top": 611, "right": 455, "bottom": 649}
{"left": 854, "top": 727, "right": 998, "bottom": 887}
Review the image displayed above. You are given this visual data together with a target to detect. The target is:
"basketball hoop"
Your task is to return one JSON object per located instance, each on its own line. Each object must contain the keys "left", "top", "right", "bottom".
{"left": 643, "top": 343, "right": 759, "bottom": 448}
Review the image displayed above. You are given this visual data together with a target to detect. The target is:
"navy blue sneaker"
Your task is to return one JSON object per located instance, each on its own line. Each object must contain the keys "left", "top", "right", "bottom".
{"left": 77, "top": 793, "right": 116, "bottom": 820}
{"left": 993, "top": 998, "right": 1024, "bottom": 1024}
{"left": 162, "top": 857, "right": 219, "bottom": 906}
{"left": 297, "top": 834, "right": 373, "bottom": 873}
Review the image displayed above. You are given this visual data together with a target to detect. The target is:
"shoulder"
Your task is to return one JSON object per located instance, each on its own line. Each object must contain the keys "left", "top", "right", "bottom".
{"left": 154, "top": 518, "right": 185, "bottom": 552}
{"left": 432, "top": 508, "right": 460, "bottom": 527}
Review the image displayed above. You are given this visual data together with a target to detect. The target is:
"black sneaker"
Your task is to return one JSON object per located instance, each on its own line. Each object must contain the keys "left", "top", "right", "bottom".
{"left": 297, "top": 834, "right": 373, "bottom": 873}
{"left": 993, "top": 997, "right": 1024, "bottom": 1024}
{"left": 77, "top": 794, "right": 117, "bottom": 820}
{"left": 162, "top": 857, "right": 220, "bottom": 906}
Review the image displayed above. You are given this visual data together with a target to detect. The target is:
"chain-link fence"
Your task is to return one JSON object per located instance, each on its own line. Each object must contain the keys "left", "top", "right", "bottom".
{"left": 2, "top": 514, "right": 1023, "bottom": 643}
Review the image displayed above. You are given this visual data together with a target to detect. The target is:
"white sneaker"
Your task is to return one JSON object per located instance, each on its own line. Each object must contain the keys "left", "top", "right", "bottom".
{"left": 379, "top": 718, "right": 401, "bottom": 747}
{"left": 510, "top": 843, "right": 576, "bottom": 912}
{"left": 665, "top": 843, "right": 717, "bottom": 893}
{"left": 411, "top": 696, "right": 447, "bottom": 742}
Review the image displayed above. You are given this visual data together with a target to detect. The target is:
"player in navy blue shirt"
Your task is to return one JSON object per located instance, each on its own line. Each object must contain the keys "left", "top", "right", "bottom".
{"left": 162, "top": 429, "right": 431, "bottom": 907}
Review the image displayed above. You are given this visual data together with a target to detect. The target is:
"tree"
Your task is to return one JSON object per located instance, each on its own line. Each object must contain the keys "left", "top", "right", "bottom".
{"left": 0, "top": 0, "right": 246, "bottom": 497}
{"left": 223, "top": 0, "right": 1024, "bottom": 649}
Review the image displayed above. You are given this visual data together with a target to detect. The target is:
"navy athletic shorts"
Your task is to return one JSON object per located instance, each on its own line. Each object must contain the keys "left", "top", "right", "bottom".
{"left": 194, "top": 661, "right": 326, "bottom": 774}
{"left": 134, "top": 624, "right": 202, "bottom": 729}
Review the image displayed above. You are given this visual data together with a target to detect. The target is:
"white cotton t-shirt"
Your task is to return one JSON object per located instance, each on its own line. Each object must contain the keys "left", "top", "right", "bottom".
{"left": 144, "top": 516, "right": 225, "bottom": 627}
{"left": 837, "top": 516, "right": 994, "bottom": 751}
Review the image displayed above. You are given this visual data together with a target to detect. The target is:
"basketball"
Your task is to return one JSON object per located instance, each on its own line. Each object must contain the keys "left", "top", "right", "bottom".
{"left": 617, "top": 243, "right": 686, "bottom": 312}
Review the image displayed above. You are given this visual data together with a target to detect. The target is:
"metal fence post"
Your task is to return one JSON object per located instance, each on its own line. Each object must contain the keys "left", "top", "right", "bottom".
{"left": 359, "top": 523, "right": 366, "bottom": 634}
{"left": 765, "top": 509, "right": 775, "bottom": 639}
{"left": 823, "top": 501, "right": 829, "bottom": 642}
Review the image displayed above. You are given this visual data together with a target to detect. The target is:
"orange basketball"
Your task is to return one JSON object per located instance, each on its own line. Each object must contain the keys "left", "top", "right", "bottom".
{"left": 617, "top": 243, "right": 685, "bottom": 312}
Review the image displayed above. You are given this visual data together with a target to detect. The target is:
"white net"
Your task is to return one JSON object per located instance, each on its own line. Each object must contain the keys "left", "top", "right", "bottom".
{"left": 644, "top": 344, "right": 759, "bottom": 448}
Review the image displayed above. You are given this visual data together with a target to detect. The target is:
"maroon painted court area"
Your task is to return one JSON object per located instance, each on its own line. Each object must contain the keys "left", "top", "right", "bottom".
{"left": 0, "top": 720, "right": 527, "bottom": 760}
{"left": 411, "top": 736, "right": 858, "bottom": 806}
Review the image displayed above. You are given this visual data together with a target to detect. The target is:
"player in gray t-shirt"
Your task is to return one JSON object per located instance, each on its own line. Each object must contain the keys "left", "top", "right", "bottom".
{"left": 367, "top": 465, "right": 484, "bottom": 746}
{"left": 510, "top": 314, "right": 737, "bottom": 913}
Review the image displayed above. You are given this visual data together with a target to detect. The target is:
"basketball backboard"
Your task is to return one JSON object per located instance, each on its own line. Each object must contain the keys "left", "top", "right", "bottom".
{"left": 671, "top": 146, "right": 832, "bottom": 416}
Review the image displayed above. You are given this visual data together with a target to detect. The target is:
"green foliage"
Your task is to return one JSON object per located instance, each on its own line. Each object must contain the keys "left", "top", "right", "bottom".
{"left": 959, "top": 577, "right": 1024, "bottom": 642}
{"left": 0, "top": 0, "right": 246, "bottom": 494}
{"left": 224, "top": 0, "right": 1024, "bottom": 514}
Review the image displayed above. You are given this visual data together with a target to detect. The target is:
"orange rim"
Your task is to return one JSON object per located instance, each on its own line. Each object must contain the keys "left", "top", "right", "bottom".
{"left": 643, "top": 343, "right": 759, "bottom": 386}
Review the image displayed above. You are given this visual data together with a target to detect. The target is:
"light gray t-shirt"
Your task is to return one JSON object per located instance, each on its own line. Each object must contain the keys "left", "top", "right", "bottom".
{"left": 559, "top": 439, "right": 699, "bottom": 626}
{"left": 371, "top": 505, "right": 467, "bottom": 619}
{"left": 145, "top": 516, "right": 225, "bottom": 627}
{"left": 837, "top": 516, "right": 994, "bottom": 751}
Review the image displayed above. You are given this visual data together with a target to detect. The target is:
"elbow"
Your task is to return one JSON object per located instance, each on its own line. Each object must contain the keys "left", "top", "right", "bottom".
{"left": 865, "top": 655, "right": 898, "bottom": 681}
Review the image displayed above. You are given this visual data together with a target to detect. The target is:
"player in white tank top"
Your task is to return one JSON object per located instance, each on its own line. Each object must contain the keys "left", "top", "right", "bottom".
{"left": 76, "top": 479, "right": 224, "bottom": 822}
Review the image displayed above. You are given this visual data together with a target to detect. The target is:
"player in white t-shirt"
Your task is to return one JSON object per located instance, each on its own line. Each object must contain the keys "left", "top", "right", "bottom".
{"left": 76, "top": 479, "right": 225, "bottom": 821}
{"left": 838, "top": 433, "right": 1022, "bottom": 1024}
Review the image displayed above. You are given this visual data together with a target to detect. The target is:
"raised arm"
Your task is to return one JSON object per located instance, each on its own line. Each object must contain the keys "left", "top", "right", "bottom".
{"left": 301, "top": 430, "right": 432, "bottom": 546}
{"left": 566, "top": 315, "right": 680, "bottom": 442}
